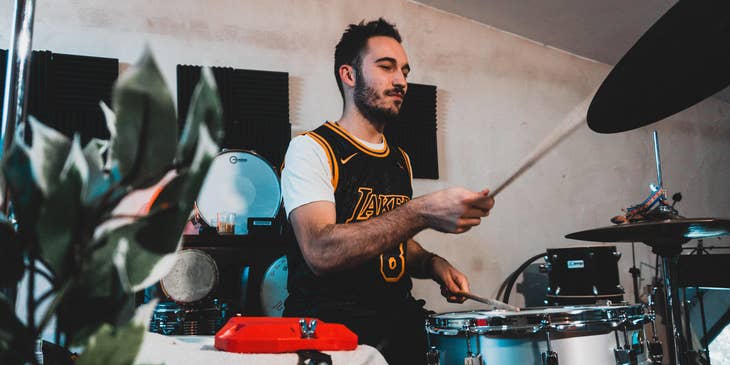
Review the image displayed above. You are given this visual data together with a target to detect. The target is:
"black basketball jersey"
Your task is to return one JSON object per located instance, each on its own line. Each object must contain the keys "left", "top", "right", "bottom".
{"left": 285, "top": 121, "right": 415, "bottom": 313}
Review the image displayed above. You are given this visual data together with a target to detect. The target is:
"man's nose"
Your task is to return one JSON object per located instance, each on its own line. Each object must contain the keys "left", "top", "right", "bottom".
{"left": 392, "top": 72, "right": 407, "bottom": 89}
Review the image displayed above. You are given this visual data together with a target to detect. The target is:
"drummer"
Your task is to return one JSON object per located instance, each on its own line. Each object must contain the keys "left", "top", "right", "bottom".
{"left": 281, "top": 18, "right": 495, "bottom": 363}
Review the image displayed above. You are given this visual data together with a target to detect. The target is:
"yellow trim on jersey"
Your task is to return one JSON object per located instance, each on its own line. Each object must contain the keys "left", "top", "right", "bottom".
{"left": 307, "top": 132, "right": 339, "bottom": 191}
{"left": 397, "top": 147, "right": 413, "bottom": 184}
{"left": 380, "top": 243, "right": 405, "bottom": 282}
{"left": 324, "top": 122, "right": 390, "bottom": 157}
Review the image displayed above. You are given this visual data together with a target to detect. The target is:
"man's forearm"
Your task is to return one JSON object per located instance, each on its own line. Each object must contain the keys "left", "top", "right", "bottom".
{"left": 406, "top": 239, "right": 438, "bottom": 279}
{"left": 301, "top": 199, "right": 429, "bottom": 275}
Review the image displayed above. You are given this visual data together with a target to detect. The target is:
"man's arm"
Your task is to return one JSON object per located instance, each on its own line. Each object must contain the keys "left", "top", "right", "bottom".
{"left": 407, "top": 239, "right": 470, "bottom": 303}
{"left": 290, "top": 187, "right": 493, "bottom": 276}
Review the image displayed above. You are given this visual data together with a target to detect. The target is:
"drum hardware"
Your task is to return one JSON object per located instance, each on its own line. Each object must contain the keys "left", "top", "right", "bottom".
{"left": 298, "top": 318, "right": 317, "bottom": 338}
{"left": 612, "top": 313, "right": 639, "bottom": 365}
{"left": 462, "top": 323, "right": 482, "bottom": 365}
{"left": 540, "top": 318, "right": 559, "bottom": 365}
{"left": 426, "top": 345, "right": 440, "bottom": 365}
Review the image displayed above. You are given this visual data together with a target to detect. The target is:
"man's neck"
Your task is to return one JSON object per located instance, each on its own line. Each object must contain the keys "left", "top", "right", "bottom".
{"left": 336, "top": 104, "right": 384, "bottom": 144}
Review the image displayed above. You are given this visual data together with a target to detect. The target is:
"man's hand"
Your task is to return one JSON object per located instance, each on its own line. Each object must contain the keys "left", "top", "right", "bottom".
{"left": 415, "top": 187, "right": 494, "bottom": 233}
{"left": 432, "top": 256, "right": 470, "bottom": 303}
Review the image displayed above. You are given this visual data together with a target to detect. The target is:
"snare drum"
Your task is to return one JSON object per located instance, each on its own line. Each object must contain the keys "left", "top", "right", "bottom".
{"left": 426, "top": 305, "right": 650, "bottom": 365}
{"left": 195, "top": 150, "right": 282, "bottom": 235}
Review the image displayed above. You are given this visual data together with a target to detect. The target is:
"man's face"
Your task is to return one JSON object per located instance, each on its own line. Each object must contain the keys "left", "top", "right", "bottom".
{"left": 353, "top": 36, "right": 410, "bottom": 130}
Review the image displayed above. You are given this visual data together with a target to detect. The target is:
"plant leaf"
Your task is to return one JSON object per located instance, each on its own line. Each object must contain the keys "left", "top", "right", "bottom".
{"left": 176, "top": 67, "right": 224, "bottom": 166}
{"left": 0, "top": 119, "right": 71, "bottom": 232}
{"left": 76, "top": 300, "right": 156, "bottom": 365}
{"left": 82, "top": 138, "right": 112, "bottom": 205}
{"left": 0, "top": 293, "right": 34, "bottom": 365}
{"left": 25, "top": 117, "right": 73, "bottom": 195}
{"left": 0, "top": 217, "right": 24, "bottom": 287}
{"left": 56, "top": 236, "right": 135, "bottom": 345}
{"left": 75, "top": 322, "right": 144, "bottom": 365}
{"left": 109, "top": 47, "right": 177, "bottom": 189}
{"left": 35, "top": 135, "right": 87, "bottom": 277}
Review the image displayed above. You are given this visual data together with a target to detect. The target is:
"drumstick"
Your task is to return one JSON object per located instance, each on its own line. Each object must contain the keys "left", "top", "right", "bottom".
{"left": 454, "top": 291, "right": 520, "bottom": 312}
{"left": 488, "top": 95, "right": 592, "bottom": 198}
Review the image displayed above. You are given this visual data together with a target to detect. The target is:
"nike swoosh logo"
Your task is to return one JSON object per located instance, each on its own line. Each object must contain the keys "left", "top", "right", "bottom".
{"left": 340, "top": 153, "right": 357, "bottom": 164}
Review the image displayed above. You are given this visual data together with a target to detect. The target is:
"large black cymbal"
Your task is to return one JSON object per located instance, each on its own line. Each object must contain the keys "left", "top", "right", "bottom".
{"left": 565, "top": 218, "right": 730, "bottom": 245}
{"left": 587, "top": 1, "right": 730, "bottom": 133}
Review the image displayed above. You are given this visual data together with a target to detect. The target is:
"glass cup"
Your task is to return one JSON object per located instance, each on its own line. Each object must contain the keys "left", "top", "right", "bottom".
{"left": 217, "top": 212, "right": 236, "bottom": 235}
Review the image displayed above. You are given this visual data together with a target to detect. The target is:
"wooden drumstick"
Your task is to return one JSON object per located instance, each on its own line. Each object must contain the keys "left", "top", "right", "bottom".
{"left": 488, "top": 95, "right": 592, "bottom": 198}
{"left": 454, "top": 291, "right": 520, "bottom": 311}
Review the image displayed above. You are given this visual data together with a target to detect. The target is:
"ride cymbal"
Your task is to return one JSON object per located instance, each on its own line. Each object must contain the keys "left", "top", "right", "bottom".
{"left": 587, "top": 1, "right": 730, "bottom": 133}
{"left": 565, "top": 218, "right": 730, "bottom": 245}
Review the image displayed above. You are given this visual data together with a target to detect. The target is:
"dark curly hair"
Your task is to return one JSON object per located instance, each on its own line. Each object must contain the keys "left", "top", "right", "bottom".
{"left": 334, "top": 18, "right": 402, "bottom": 98}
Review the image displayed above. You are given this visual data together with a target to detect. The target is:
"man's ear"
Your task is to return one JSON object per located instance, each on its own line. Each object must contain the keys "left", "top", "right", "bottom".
{"left": 339, "top": 65, "right": 356, "bottom": 87}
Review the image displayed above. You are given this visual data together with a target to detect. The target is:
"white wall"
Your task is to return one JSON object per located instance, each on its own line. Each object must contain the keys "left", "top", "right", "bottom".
{"left": 2, "top": 0, "right": 729, "bottom": 313}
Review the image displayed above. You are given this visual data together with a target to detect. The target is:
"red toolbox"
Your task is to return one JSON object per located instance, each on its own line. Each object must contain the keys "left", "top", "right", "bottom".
{"left": 214, "top": 316, "right": 358, "bottom": 353}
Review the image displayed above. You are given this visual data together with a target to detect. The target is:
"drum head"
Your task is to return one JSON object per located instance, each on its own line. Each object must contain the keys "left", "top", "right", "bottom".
{"left": 161, "top": 249, "right": 219, "bottom": 303}
{"left": 196, "top": 151, "right": 281, "bottom": 235}
{"left": 260, "top": 256, "right": 289, "bottom": 317}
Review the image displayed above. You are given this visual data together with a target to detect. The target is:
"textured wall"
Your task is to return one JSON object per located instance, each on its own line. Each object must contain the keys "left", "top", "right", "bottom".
{"left": 2, "top": 0, "right": 729, "bottom": 314}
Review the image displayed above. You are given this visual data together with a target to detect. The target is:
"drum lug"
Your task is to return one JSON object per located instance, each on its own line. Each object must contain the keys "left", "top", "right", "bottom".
{"left": 462, "top": 325, "right": 483, "bottom": 365}
{"left": 647, "top": 337, "right": 664, "bottom": 363}
{"left": 425, "top": 345, "right": 440, "bottom": 365}
{"left": 540, "top": 318, "right": 558, "bottom": 365}
{"left": 464, "top": 353, "right": 482, "bottom": 365}
{"left": 613, "top": 347, "right": 637, "bottom": 365}
{"left": 541, "top": 351, "right": 558, "bottom": 365}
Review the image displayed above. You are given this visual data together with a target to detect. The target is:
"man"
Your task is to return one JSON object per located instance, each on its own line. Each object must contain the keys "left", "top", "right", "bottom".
{"left": 281, "top": 18, "right": 494, "bottom": 364}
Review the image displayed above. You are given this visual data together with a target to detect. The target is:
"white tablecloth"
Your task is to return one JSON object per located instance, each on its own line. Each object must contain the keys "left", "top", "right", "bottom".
{"left": 134, "top": 333, "right": 388, "bottom": 365}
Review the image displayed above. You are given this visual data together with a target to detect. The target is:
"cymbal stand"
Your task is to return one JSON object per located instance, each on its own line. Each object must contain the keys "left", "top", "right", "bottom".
{"left": 685, "top": 240, "right": 711, "bottom": 363}
{"left": 652, "top": 241, "right": 690, "bottom": 364}
{"left": 630, "top": 242, "right": 641, "bottom": 303}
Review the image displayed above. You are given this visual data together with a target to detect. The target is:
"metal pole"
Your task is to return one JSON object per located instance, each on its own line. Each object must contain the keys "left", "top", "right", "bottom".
{"left": 662, "top": 255, "right": 689, "bottom": 364}
{"left": 1, "top": 0, "right": 37, "bottom": 337}
{"left": 652, "top": 130, "right": 663, "bottom": 189}
{"left": 1, "top": 0, "right": 37, "bottom": 163}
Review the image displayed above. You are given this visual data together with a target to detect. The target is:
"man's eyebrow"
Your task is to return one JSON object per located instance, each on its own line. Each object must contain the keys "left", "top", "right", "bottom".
{"left": 374, "top": 57, "right": 397, "bottom": 64}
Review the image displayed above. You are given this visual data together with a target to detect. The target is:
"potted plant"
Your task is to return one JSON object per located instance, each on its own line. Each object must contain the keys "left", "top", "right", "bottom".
{"left": 0, "top": 47, "right": 224, "bottom": 365}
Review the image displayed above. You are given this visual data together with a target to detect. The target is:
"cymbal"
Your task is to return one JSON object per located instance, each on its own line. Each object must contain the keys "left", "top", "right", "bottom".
{"left": 587, "top": 1, "right": 730, "bottom": 133}
{"left": 565, "top": 218, "right": 730, "bottom": 245}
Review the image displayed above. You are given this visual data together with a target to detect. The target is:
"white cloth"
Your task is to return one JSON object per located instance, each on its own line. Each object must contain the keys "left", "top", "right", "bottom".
{"left": 134, "top": 333, "right": 388, "bottom": 365}
{"left": 281, "top": 130, "right": 385, "bottom": 217}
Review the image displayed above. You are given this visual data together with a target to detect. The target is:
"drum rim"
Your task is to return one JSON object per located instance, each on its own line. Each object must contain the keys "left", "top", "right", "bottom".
{"left": 426, "top": 304, "right": 649, "bottom": 336}
{"left": 195, "top": 149, "right": 283, "bottom": 230}
{"left": 160, "top": 249, "right": 220, "bottom": 304}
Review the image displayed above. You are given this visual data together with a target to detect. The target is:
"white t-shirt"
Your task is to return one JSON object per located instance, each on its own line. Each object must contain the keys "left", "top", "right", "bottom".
{"left": 281, "top": 128, "right": 390, "bottom": 217}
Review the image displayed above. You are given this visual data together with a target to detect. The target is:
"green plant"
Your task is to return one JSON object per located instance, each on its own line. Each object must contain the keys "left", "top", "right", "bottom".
{"left": 0, "top": 47, "right": 224, "bottom": 364}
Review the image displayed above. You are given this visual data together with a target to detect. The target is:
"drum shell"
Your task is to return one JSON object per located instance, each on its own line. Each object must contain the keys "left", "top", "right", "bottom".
{"left": 426, "top": 306, "right": 650, "bottom": 365}
{"left": 545, "top": 246, "right": 624, "bottom": 305}
{"left": 195, "top": 150, "right": 282, "bottom": 236}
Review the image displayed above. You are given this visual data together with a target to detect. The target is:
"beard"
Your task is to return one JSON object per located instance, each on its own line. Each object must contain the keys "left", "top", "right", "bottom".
{"left": 354, "top": 78, "right": 402, "bottom": 132}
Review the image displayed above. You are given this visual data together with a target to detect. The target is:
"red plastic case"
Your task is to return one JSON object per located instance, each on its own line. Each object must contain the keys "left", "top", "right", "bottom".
{"left": 214, "top": 317, "right": 358, "bottom": 353}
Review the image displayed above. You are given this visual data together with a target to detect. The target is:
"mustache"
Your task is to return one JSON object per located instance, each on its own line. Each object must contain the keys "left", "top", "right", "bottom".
{"left": 385, "top": 86, "right": 405, "bottom": 97}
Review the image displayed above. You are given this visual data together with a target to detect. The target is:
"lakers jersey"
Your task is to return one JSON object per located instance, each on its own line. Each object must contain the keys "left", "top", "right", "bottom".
{"left": 285, "top": 121, "right": 414, "bottom": 311}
